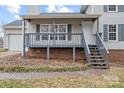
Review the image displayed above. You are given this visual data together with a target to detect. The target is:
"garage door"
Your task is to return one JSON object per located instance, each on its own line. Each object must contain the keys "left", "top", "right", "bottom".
{"left": 9, "top": 34, "right": 22, "bottom": 51}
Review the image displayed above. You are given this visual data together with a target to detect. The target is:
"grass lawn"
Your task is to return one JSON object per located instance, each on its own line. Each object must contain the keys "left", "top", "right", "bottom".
{"left": 0, "top": 65, "right": 91, "bottom": 72}
{"left": 0, "top": 48, "right": 8, "bottom": 52}
{"left": 0, "top": 66, "right": 124, "bottom": 88}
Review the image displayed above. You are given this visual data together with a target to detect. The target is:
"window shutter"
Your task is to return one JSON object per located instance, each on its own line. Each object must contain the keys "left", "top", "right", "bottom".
{"left": 36, "top": 24, "right": 40, "bottom": 40}
{"left": 118, "top": 5, "right": 124, "bottom": 12}
{"left": 104, "top": 5, "right": 108, "bottom": 12}
{"left": 118, "top": 24, "right": 124, "bottom": 41}
{"left": 103, "top": 24, "right": 108, "bottom": 42}
{"left": 68, "top": 24, "right": 72, "bottom": 41}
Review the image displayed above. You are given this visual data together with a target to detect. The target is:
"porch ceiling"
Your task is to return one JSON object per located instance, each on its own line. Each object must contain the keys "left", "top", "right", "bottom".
{"left": 21, "top": 13, "right": 101, "bottom": 20}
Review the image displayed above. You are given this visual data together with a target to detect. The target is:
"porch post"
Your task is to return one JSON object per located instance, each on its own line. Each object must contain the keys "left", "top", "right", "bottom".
{"left": 53, "top": 19, "right": 55, "bottom": 45}
{"left": 73, "top": 47, "right": 76, "bottom": 63}
{"left": 96, "top": 18, "right": 99, "bottom": 32}
{"left": 81, "top": 21, "right": 84, "bottom": 47}
{"left": 22, "top": 19, "right": 26, "bottom": 57}
{"left": 47, "top": 47, "right": 50, "bottom": 62}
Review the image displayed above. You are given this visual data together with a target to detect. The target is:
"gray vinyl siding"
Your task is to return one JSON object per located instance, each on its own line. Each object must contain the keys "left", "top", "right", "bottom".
{"left": 104, "top": 5, "right": 108, "bottom": 12}
{"left": 103, "top": 24, "right": 108, "bottom": 42}
{"left": 118, "top": 24, "right": 124, "bottom": 41}
{"left": 118, "top": 5, "right": 124, "bottom": 12}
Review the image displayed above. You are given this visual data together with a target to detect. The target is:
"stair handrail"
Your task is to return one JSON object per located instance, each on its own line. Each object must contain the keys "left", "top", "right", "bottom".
{"left": 96, "top": 32, "right": 109, "bottom": 61}
{"left": 82, "top": 32, "right": 91, "bottom": 62}
{"left": 96, "top": 32, "right": 109, "bottom": 54}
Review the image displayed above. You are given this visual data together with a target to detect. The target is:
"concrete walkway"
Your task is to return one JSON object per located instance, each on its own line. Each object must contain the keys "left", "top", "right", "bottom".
{"left": 0, "top": 69, "right": 106, "bottom": 80}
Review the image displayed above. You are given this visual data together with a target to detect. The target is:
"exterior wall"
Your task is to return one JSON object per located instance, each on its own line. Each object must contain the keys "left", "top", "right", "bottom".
{"left": 28, "top": 5, "right": 40, "bottom": 15}
{"left": 85, "top": 6, "right": 92, "bottom": 14}
{"left": 86, "top": 5, "right": 124, "bottom": 49}
{"left": 27, "top": 48, "right": 86, "bottom": 62}
{"left": 28, "top": 19, "right": 82, "bottom": 33}
{"left": 109, "top": 50, "right": 124, "bottom": 62}
{"left": 100, "top": 13, "right": 124, "bottom": 49}
{"left": 86, "top": 5, "right": 103, "bottom": 15}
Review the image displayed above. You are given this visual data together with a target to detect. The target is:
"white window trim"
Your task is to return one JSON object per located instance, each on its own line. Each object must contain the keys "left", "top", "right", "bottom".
{"left": 58, "top": 24, "right": 68, "bottom": 41}
{"left": 40, "top": 24, "right": 68, "bottom": 41}
{"left": 108, "top": 24, "right": 118, "bottom": 42}
{"left": 108, "top": 5, "right": 118, "bottom": 12}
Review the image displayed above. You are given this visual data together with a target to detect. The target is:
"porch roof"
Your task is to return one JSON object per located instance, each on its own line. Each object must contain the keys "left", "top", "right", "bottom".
{"left": 21, "top": 13, "right": 101, "bottom": 20}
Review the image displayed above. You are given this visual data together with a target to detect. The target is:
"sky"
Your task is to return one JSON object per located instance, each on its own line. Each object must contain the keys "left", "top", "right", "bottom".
{"left": 0, "top": 5, "right": 81, "bottom": 37}
{"left": 0, "top": 5, "right": 81, "bottom": 24}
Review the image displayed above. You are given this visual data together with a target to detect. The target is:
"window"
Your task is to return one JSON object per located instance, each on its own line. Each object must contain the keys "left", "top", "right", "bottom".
{"left": 108, "top": 24, "right": 117, "bottom": 41}
{"left": 58, "top": 25, "right": 67, "bottom": 40}
{"left": 40, "top": 25, "right": 49, "bottom": 40}
{"left": 40, "top": 24, "right": 67, "bottom": 41}
{"left": 49, "top": 25, "right": 56, "bottom": 40}
{"left": 108, "top": 5, "right": 117, "bottom": 12}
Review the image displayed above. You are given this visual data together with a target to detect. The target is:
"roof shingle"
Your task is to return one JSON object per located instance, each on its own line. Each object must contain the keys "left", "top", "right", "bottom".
{"left": 4, "top": 20, "right": 22, "bottom": 26}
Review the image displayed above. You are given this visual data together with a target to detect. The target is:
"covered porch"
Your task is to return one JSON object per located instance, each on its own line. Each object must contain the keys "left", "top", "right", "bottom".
{"left": 21, "top": 13, "right": 100, "bottom": 62}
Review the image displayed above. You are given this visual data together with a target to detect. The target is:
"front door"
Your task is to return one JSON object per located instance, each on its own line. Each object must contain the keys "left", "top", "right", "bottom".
{"left": 82, "top": 22, "right": 94, "bottom": 45}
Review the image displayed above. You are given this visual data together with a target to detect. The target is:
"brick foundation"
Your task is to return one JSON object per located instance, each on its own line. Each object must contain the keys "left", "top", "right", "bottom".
{"left": 108, "top": 50, "right": 124, "bottom": 62}
{"left": 27, "top": 48, "right": 86, "bottom": 61}
{"left": 27, "top": 48, "right": 124, "bottom": 63}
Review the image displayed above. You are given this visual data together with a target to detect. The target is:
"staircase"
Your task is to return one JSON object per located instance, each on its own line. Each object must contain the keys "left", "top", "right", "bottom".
{"left": 88, "top": 45, "right": 109, "bottom": 69}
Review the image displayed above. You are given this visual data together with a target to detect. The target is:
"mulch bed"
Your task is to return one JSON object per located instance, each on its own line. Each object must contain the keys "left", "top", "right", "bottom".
{"left": 0, "top": 54, "right": 85, "bottom": 68}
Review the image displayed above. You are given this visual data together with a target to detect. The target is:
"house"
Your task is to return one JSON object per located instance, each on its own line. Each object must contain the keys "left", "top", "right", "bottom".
{"left": 3, "top": 5, "right": 124, "bottom": 68}
{"left": 0, "top": 37, "right": 3, "bottom": 48}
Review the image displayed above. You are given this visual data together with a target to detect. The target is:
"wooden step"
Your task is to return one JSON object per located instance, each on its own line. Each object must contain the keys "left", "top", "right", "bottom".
{"left": 89, "top": 46, "right": 98, "bottom": 48}
{"left": 90, "top": 56, "right": 103, "bottom": 59}
{"left": 90, "top": 50, "right": 100, "bottom": 53}
{"left": 91, "top": 59, "right": 104, "bottom": 62}
{"left": 88, "top": 45, "right": 109, "bottom": 69}
{"left": 90, "top": 57, "right": 103, "bottom": 60}
{"left": 92, "top": 65, "right": 109, "bottom": 69}
{"left": 91, "top": 59, "right": 104, "bottom": 61}
{"left": 90, "top": 52, "right": 101, "bottom": 55}
{"left": 89, "top": 45, "right": 97, "bottom": 47}
{"left": 90, "top": 48, "right": 100, "bottom": 51}
{"left": 89, "top": 62, "right": 107, "bottom": 65}
{"left": 90, "top": 55, "right": 102, "bottom": 58}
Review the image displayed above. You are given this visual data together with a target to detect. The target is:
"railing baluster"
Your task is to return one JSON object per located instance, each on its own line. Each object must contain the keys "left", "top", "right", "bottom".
{"left": 25, "top": 33, "right": 83, "bottom": 48}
